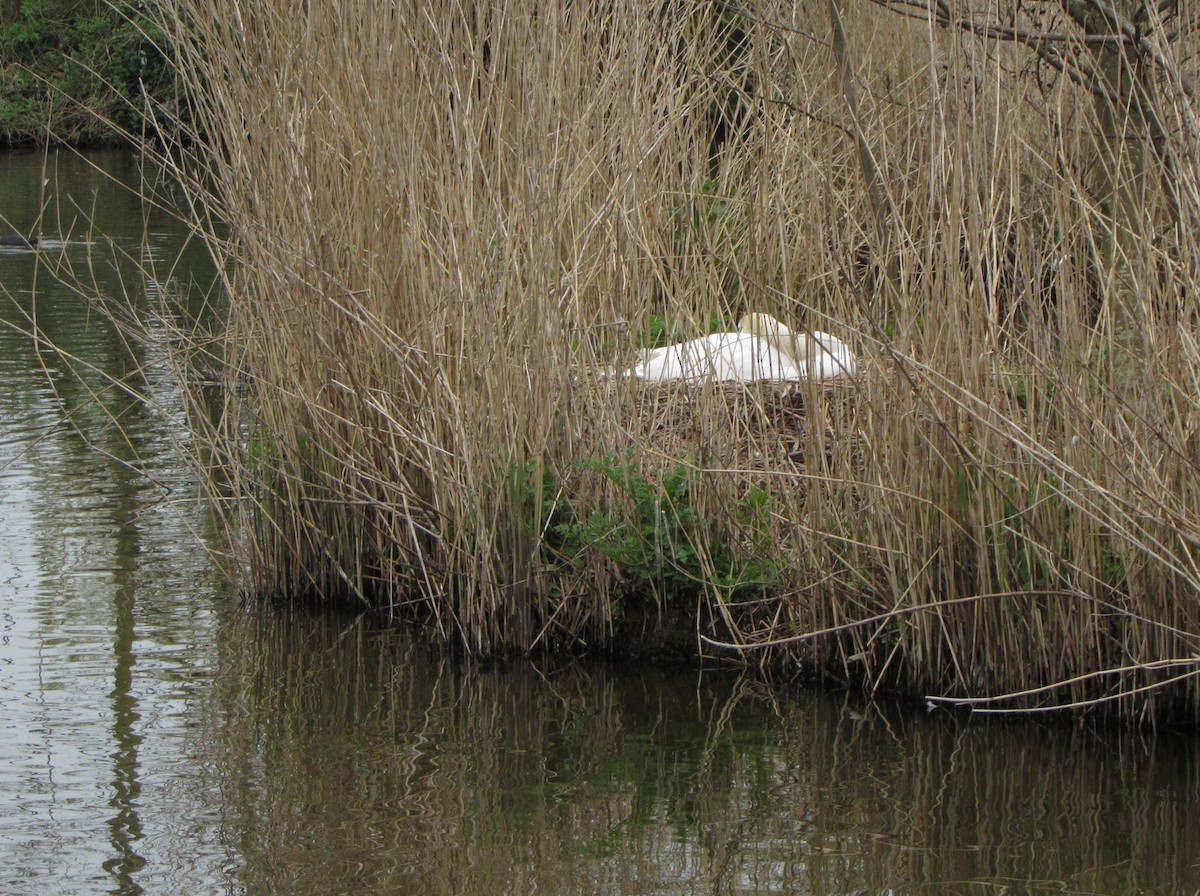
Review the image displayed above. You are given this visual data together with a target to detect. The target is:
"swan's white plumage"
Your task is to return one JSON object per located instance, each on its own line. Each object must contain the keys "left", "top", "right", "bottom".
{"left": 804, "top": 331, "right": 856, "bottom": 379}
{"left": 630, "top": 332, "right": 803, "bottom": 381}
{"left": 628, "top": 313, "right": 855, "bottom": 383}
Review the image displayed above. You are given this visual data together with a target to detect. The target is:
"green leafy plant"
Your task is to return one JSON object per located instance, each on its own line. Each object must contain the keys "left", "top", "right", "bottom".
{"left": 544, "top": 455, "right": 778, "bottom": 607}
{"left": 1, "top": 0, "right": 180, "bottom": 145}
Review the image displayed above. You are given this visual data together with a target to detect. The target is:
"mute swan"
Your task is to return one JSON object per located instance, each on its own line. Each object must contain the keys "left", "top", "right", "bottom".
{"left": 628, "top": 313, "right": 855, "bottom": 382}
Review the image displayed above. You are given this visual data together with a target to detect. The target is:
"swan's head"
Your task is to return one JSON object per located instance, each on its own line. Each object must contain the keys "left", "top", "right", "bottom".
{"left": 737, "top": 312, "right": 783, "bottom": 338}
{"left": 737, "top": 312, "right": 808, "bottom": 362}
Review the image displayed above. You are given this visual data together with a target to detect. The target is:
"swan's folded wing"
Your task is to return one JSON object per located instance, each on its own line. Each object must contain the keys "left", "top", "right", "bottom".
{"left": 805, "top": 333, "right": 857, "bottom": 379}
{"left": 632, "top": 333, "right": 802, "bottom": 381}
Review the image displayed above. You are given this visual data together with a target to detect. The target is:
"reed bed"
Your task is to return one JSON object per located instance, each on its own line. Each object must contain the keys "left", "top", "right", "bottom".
{"left": 151, "top": 0, "right": 1200, "bottom": 721}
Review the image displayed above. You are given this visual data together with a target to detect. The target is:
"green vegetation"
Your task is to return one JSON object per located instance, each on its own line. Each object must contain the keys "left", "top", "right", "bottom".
{"left": 549, "top": 455, "right": 779, "bottom": 607}
{"left": 0, "top": 0, "right": 176, "bottom": 145}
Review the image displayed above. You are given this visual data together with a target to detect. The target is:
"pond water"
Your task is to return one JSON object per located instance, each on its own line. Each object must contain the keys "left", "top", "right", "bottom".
{"left": 0, "top": 149, "right": 1197, "bottom": 895}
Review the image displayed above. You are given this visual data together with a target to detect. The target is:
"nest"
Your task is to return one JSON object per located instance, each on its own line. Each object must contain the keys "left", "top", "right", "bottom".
{"left": 613, "top": 375, "right": 861, "bottom": 474}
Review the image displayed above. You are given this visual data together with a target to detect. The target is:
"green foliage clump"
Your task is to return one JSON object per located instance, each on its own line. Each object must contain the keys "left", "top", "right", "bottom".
{"left": 0, "top": 0, "right": 178, "bottom": 145}
{"left": 538, "top": 455, "right": 779, "bottom": 608}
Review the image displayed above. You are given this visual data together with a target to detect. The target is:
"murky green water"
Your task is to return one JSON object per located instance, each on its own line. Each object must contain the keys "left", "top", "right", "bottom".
{"left": 1, "top": 149, "right": 1197, "bottom": 895}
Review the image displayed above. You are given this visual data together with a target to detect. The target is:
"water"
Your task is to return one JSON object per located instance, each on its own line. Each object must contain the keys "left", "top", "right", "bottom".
{"left": 1, "top": 149, "right": 1198, "bottom": 895}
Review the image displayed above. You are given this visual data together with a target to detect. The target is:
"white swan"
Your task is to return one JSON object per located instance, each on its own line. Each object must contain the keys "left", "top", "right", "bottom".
{"left": 628, "top": 313, "right": 855, "bottom": 382}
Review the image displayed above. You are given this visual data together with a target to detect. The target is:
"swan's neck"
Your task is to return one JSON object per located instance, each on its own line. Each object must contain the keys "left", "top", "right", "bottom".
{"left": 738, "top": 313, "right": 807, "bottom": 364}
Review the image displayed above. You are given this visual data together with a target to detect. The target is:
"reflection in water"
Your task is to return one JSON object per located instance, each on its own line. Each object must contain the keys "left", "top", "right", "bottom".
{"left": 208, "top": 609, "right": 1200, "bottom": 896}
{"left": 103, "top": 577, "right": 146, "bottom": 891}
{"left": 0, "top": 148, "right": 226, "bottom": 894}
{"left": 0, "top": 150, "right": 1198, "bottom": 896}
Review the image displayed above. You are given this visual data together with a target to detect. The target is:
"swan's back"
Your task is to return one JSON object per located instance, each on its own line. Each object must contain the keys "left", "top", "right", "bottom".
{"left": 631, "top": 331, "right": 802, "bottom": 381}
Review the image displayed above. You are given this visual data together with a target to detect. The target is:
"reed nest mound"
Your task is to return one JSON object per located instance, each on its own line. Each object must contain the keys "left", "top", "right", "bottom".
{"left": 626, "top": 371, "right": 851, "bottom": 509}
{"left": 615, "top": 377, "right": 861, "bottom": 474}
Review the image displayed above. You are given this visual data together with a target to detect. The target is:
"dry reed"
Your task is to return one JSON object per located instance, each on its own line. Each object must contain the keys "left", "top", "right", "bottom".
{"left": 149, "top": 0, "right": 1200, "bottom": 721}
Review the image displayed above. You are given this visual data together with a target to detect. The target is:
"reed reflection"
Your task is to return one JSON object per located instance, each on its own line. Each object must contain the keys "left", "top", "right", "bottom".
{"left": 209, "top": 609, "right": 1200, "bottom": 895}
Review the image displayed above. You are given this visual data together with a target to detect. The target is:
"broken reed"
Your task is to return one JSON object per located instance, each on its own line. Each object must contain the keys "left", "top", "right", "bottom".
{"left": 155, "top": 0, "right": 1200, "bottom": 720}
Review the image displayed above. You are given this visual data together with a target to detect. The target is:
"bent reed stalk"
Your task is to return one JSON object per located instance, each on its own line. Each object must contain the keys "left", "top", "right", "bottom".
{"left": 150, "top": 0, "right": 1200, "bottom": 721}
